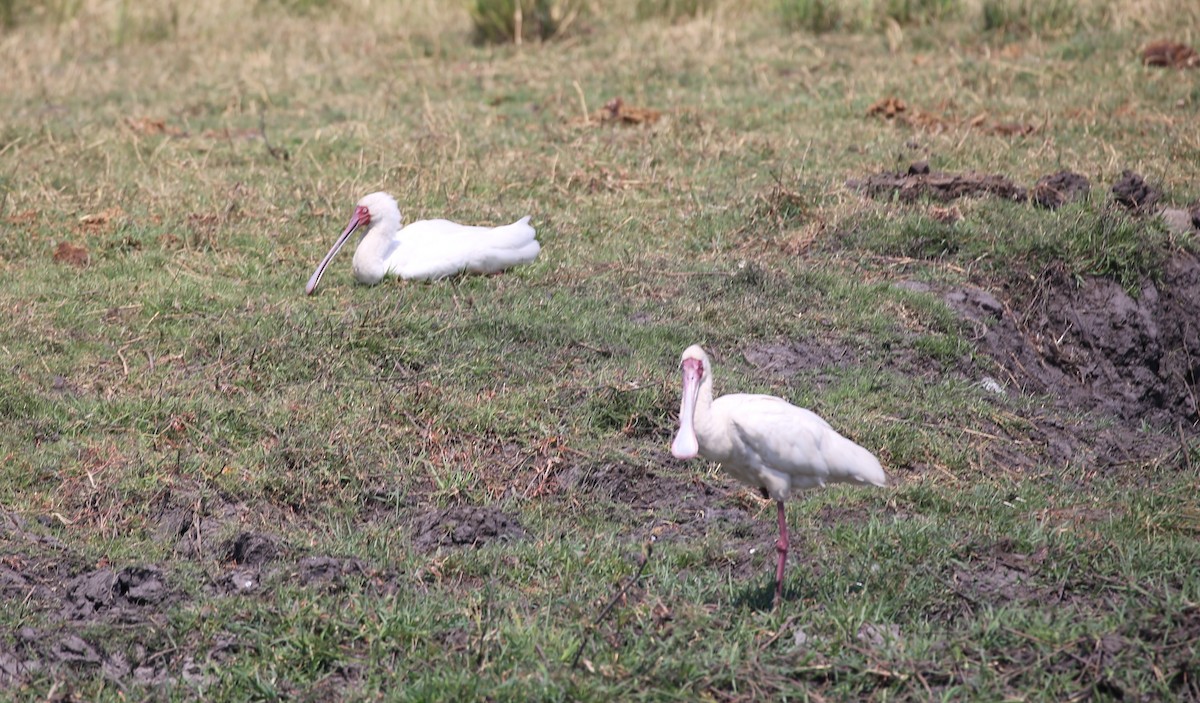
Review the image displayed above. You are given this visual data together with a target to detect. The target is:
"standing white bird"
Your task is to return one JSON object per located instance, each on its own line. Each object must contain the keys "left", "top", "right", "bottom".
{"left": 670, "top": 344, "right": 886, "bottom": 608}
{"left": 305, "top": 192, "right": 540, "bottom": 295}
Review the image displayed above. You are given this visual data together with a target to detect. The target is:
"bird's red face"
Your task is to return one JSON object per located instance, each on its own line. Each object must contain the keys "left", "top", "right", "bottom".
{"left": 671, "top": 356, "right": 704, "bottom": 460}
{"left": 305, "top": 204, "right": 373, "bottom": 295}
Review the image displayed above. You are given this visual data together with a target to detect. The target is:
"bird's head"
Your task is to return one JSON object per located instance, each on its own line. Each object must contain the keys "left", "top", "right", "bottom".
{"left": 356, "top": 192, "right": 401, "bottom": 232}
{"left": 679, "top": 344, "right": 709, "bottom": 383}
{"left": 305, "top": 192, "right": 401, "bottom": 295}
{"left": 671, "top": 344, "right": 710, "bottom": 460}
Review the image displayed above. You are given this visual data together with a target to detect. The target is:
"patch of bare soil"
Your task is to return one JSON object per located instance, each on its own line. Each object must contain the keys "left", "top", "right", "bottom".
{"left": 866, "top": 97, "right": 1037, "bottom": 136}
{"left": 62, "top": 565, "right": 170, "bottom": 621}
{"left": 52, "top": 242, "right": 90, "bottom": 267}
{"left": 1031, "top": 171, "right": 1090, "bottom": 210}
{"left": 850, "top": 165, "right": 1168, "bottom": 215}
{"left": 563, "top": 460, "right": 778, "bottom": 583}
{"left": 945, "top": 252, "right": 1200, "bottom": 431}
{"left": 1142, "top": 40, "right": 1200, "bottom": 69}
{"left": 742, "top": 340, "right": 855, "bottom": 377}
{"left": 0, "top": 502, "right": 388, "bottom": 690}
{"left": 1111, "top": 170, "right": 1162, "bottom": 212}
{"left": 577, "top": 97, "right": 662, "bottom": 126}
{"left": 847, "top": 162, "right": 1028, "bottom": 203}
{"left": 411, "top": 505, "right": 526, "bottom": 551}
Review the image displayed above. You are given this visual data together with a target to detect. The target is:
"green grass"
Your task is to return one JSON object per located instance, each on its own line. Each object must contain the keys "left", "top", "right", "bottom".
{"left": 2, "top": 0, "right": 1199, "bottom": 700}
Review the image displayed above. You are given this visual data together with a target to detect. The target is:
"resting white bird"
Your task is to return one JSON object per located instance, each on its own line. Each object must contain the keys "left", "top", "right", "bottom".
{"left": 305, "top": 192, "right": 540, "bottom": 295}
{"left": 670, "top": 344, "right": 886, "bottom": 608}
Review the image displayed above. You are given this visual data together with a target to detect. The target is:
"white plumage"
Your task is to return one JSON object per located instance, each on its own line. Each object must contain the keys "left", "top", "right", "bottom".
{"left": 670, "top": 344, "right": 886, "bottom": 607}
{"left": 306, "top": 192, "right": 540, "bottom": 295}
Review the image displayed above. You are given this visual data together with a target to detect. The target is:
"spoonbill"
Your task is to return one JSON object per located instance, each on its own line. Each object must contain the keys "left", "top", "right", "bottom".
{"left": 305, "top": 192, "right": 540, "bottom": 295}
{"left": 670, "top": 344, "right": 886, "bottom": 608}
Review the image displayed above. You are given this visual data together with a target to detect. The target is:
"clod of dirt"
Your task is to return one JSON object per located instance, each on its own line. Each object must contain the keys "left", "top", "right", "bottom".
{"left": 867, "top": 97, "right": 1035, "bottom": 135}
{"left": 1031, "top": 171, "right": 1090, "bottom": 210}
{"left": 1111, "top": 170, "right": 1161, "bottom": 212}
{"left": 856, "top": 623, "right": 903, "bottom": 650}
{"left": 124, "top": 116, "right": 187, "bottom": 136}
{"left": 412, "top": 505, "right": 525, "bottom": 550}
{"left": 1142, "top": 40, "right": 1200, "bottom": 69}
{"left": 116, "top": 566, "right": 167, "bottom": 605}
{"left": 297, "top": 556, "right": 367, "bottom": 586}
{"left": 154, "top": 505, "right": 193, "bottom": 544}
{"left": 63, "top": 569, "right": 118, "bottom": 619}
{"left": 226, "top": 532, "right": 278, "bottom": 566}
{"left": 987, "top": 122, "right": 1037, "bottom": 137}
{"left": 563, "top": 462, "right": 668, "bottom": 507}
{"left": 866, "top": 96, "right": 908, "bottom": 119}
{"left": 578, "top": 97, "right": 662, "bottom": 126}
{"left": 1159, "top": 208, "right": 1198, "bottom": 236}
{"left": 225, "top": 568, "right": 258, "bottom": 593}
{"left": 52, "top": 242, "right": 90, "bottom": 267}
{"left": 848, "top": 165, "right": 1027, "bottom": 203}
{"left": 62, "top": 566, "right": 169, "bottom": 620}
{"left": 52, "top": 635, "right": 102, "bottom": 665}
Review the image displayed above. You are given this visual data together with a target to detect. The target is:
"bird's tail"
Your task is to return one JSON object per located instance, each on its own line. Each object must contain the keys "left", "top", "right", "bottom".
{"left": 826, "top": 434, "right": 888, "bottom": 488}
{"left": 465, "top": 217, "right": 540, "bottom": 273}
{"left": 489, "top": 216, "right": 537, "bottom": 250}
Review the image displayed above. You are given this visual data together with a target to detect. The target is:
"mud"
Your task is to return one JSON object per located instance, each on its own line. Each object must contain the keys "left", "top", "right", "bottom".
{"left": 742, "top": 340, "right": 854, "bottom": 377}
{"left": 847, "top": 165, "right": 1028, "bottom": 203}
{"left": 411, "top": 505, "right": 526, "bottom": 550}
{"left": 943, "top": 252, "right": 1200, "bottom": 429}
{"left": 1031, "top": 171, "right": 1089, "bottom": 210}
{"left": 1111, "top": 170, "right": 1161, "bottom": 212}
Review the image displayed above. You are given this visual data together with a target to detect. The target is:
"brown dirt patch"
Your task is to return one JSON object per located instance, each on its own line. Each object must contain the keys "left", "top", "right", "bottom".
{"left": 1111, "top": 170, "right": 1162, "bottom": 212}
{"left": 52, "top": 242, "right": 90, "bottom": 267}
{"left": 579, "top": 97, "right": 662, "bottom": 126}
{"left": 742, "top": 340, "right": 855, "bottom": 377}
{"left": 945, "top": 252, "right": 1200, "bottom": 430}
{"left": 866, "top": 97, "right": 1036, "bottom": 136}
{"left": 1142, "top": 40, "right": 1200, "bottom": 69}
{"left": 847, "top": 163, "right": 1028, "bottom": 203}
{"left": 225, "top": 531, "right": 279, "bottom": 566}
{"left": 1031, "top": 171, "right": 1090, "bottom": 210}
{"left": 411, "top": 504, "right": 526, "bottom": 551}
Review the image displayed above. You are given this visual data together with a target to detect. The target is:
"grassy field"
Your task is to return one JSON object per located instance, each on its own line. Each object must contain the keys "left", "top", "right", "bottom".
{"left": 2, "top": 0, "right": 1199, "bottom": 699}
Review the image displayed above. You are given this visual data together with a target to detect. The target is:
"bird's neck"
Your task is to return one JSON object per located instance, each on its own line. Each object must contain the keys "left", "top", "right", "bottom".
{"left": 351, "top": 221, "right": 398, "bottom": 285}
{"left": 692, "top": 374, "right": 717, "bottom": 441}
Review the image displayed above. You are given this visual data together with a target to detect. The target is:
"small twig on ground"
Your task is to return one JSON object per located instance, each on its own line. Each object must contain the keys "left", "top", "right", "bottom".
{"left": 757, "top": 614, "right": 799, "bottom": 651}
{"left": 569, "top": 540, "right": 653, "bottom": 671}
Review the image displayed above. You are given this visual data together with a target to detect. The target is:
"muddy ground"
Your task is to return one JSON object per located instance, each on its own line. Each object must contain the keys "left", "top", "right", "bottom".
{"left": 3, "top": 221, "right": 1199, "bottom": 696}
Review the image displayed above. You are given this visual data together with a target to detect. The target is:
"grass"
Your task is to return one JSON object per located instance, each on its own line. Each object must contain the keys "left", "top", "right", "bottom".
{"left": 2, "top": 0, "right": 1200, "bottom": 700}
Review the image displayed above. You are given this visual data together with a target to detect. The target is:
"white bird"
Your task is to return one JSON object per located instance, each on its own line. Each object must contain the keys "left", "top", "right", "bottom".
{"left": 305, "top": 192, "right": 541, "bottom": 295}
{"left": 670, "top": 344, "right": 886, "bottom": 608}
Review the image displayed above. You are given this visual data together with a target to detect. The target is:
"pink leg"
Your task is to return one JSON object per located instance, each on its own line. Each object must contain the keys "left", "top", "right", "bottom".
{"left": 774, "top": 500, "right": 789, "bottom": 608}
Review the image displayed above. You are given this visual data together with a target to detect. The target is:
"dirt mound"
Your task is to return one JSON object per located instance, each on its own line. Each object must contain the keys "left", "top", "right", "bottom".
{"left": 62, "top": 566, "right": 169, "bottom": 621}
{"left": 1111, "top": 170, "right": 1161, "bottom": 212}
{"left": 296, "top": 556, "right": 368, "bottom": 587}
{"left": 847, "top": 163, "right": 1027, "bottom": 203}
{"left": 225, "top": 532, "right": 278, "bottom": 566}
{"left": 412, "top": 505, "right": 526, "bottom": 550}
{"left": 1031, "top": 171, "right": 1090, "bottom": 210}
{"left": 943, "top": 251, "right": 1200, "bottom": 430}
